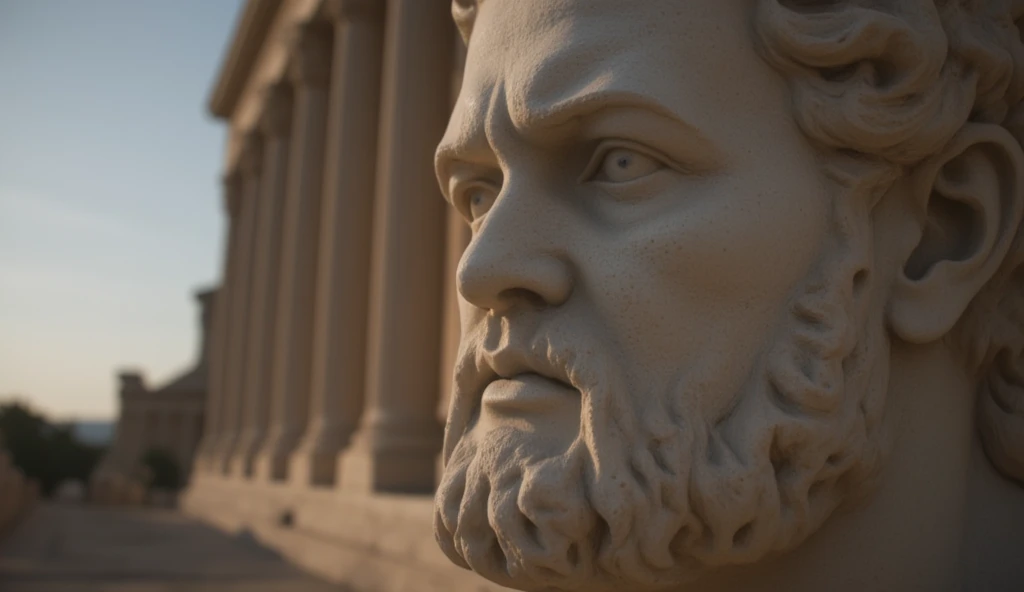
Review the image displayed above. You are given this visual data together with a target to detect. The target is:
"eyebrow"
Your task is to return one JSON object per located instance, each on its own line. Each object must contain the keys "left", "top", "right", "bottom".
{"left": 436, "top": 89, "right": 725, "bottom": 180}
{"left": 512, "top": 89, "right": 702, "bottom": 141}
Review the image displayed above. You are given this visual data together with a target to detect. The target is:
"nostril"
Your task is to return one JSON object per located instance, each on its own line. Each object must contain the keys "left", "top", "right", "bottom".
{"left": 498, "top": 287, "right": 547, "bottom": 310}
{"left": 456, "top": 240, "right": 573, "bottom": 311}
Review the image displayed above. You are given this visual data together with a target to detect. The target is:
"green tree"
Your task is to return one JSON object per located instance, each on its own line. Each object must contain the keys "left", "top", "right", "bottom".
{"left": 0, "top": 401, "right": 106, "bottom": 495}
{"left": 140, "top": 448, "right": 181, "bottom": 490}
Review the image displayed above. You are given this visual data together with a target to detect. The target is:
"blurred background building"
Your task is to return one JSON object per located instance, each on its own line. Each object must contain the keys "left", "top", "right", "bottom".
{"left": 91, "top": 0, "right": 486, "bottom": 589}
{"left": 186, "top": 0, "right": 476, "bottom": 586}
{"left": 0, "top": 436, "right": 38, "bottom": 536}
{"left": 91, "top": 290, "right": 214, "bottom": 505}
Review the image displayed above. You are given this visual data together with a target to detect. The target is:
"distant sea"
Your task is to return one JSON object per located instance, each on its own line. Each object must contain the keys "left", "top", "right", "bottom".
{"left": 72, "top": 421, "right": 115, "bottom": 446}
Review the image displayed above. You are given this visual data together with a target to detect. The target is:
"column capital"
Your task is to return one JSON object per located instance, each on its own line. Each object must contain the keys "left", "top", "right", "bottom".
{"left": 323, "top": 0, "right": 385, "bottom": 23}
{"left": 258, "top": 81, "right": 294, "bottom": 137}
{"left": 222, "top": 169, "right": 243, "bottom": 218}
{"left": 287, "top": 22, "right": 332, "bottom": 88}
{"left": 239, "top": 132, "right": 265, "bottom": 176}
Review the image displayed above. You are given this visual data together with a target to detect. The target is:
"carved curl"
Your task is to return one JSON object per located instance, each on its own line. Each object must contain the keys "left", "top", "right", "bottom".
{"left": 755, "top": 0, "right": 1024, "bottom": 483}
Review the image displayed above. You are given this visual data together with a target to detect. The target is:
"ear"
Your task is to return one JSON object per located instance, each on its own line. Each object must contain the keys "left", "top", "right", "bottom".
{"left": 888, "top": 123, "right": 1024, "bottom": 344}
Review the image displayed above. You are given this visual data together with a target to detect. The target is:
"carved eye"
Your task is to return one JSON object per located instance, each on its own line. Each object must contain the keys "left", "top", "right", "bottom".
{"left": 589, "top": 146, "right": 664, "bottom": 183}
{"left": 464, "top": 184, "right": 498, "bottom": 221}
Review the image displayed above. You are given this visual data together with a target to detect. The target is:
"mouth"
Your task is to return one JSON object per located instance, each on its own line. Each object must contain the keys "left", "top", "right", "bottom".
{"left": 478, "top": 348, "right": 579, "bottom": 417}
{"left": 481, "top": 372, "right": 578, "bottom": 414}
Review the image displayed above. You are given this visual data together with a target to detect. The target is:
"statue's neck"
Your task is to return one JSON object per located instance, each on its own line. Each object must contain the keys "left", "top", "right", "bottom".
{"left": 688, "top": 340, "right": 975, "bottom": 592}
{"left": 963, "top": 410, "right": 1024, "bottom": 589}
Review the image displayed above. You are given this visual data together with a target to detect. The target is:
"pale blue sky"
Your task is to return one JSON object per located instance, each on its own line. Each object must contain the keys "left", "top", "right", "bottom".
{"left": 0, "top": 0, "right": 245, "bottom": 420}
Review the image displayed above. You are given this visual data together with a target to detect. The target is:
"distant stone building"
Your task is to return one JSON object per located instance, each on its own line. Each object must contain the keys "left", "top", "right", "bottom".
{"left": 91, "top": 290, "right": 213, "bottom": 504}
{"left": 180, "top": 0, "right": 491, "bottom": 590}
{"left": 0, "top": 434, "right": 37, "bottom": 535}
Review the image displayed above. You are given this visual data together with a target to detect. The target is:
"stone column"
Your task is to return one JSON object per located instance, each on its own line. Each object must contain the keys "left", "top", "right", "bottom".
{"left": 195, "top": 289, "right": 216, "bottom": 368}
{"left": 195, "top": 176, "right": 241, "bottom": 473}
{"left": 286, "top": 0, "right": 386, "bottom": 487}
{"left": 216, "top": 134, "right": 263, "bottom": 475}
{"left": 116, "top": 373, "right": 148, "bottom": 472}
{"left": 229, "top": 82, "right": 293, "bottom": 478}
{"left": 338, "top": 0, "right": 455, "bottom": 494}
{"left": 105, "top": 392, "right": 130, "bottom": 473}
{"left": 178, "top": 406, "right": 198, "bottom": 481}
{"left": 253, "top": 22, "right": 332, "bottom": 483}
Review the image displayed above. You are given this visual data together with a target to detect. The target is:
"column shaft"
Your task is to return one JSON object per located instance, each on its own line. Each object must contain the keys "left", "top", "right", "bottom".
{"left": 291, "top": 1, "right": 386, "bottom": 487}
{"left": 216, "top": 137, "right": 263, "bottom": 475}
{"left": 339, "top": 0, "right": 455, "bottom": 493}
{"left": 230, "top": 84, "right": 293, "bottom": 478}
{"left": 255, "top": 23, "right": 332, "bottom": 483}
{"left": 195, "top": 181, "right": 241, "bottom": 473}
{"left": 178, "top": 407, "right": 198, "bottom": 482}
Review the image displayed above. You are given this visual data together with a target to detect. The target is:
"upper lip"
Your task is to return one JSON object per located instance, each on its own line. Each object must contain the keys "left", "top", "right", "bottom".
{"left": 483, "top": 347, "right": 576, "bottom": 392}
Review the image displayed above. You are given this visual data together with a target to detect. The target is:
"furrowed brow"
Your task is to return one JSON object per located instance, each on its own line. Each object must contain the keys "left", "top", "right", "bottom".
{"left": 510, "top": 90, "right": 703, "bottom": 142}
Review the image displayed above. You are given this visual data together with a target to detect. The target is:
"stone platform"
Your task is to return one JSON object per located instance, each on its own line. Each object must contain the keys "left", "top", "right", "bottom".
{"left": 0, "top": 502, "right": 339, "bottom": 592}
{"left": 181, "top": 475, "right": 509, "bottom": 592}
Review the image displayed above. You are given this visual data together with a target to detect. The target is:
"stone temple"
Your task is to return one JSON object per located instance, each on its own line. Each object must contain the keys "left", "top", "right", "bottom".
{"left": 183, "top": 0, "right": 481, "bottom": 589}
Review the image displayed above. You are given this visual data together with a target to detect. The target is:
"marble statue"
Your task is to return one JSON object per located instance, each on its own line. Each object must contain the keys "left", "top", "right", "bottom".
{"left": 433, "top": 0, "right": 1024, "bottom": 590}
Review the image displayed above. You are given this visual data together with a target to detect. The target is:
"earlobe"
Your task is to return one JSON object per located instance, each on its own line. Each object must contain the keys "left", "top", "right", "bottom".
{"left": 888, "top": 123, "right": 1024, "bottom": 344}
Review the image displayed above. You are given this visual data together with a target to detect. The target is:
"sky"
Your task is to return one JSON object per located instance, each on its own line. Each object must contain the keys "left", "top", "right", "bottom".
{"left": 0, "top": 0, "right": 246, "bottom": 420}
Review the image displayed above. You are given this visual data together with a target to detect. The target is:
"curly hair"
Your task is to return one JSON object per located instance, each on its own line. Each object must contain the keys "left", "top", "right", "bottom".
{"left": 451, "top": 0, "right": 1024, "bottom": 483}
{"left": 754, "top": 0, "right": 1024, "bottom": 483}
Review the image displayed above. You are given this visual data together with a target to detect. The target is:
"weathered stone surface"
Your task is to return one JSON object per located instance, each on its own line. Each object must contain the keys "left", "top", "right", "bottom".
{"left": 433, "top": 1, "right": 1024, "bottom": 591}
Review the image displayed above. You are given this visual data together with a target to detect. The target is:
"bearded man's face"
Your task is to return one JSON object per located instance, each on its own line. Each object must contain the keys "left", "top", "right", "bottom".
{"left": 434, "top": 1, "right": 894, "bottom": 590}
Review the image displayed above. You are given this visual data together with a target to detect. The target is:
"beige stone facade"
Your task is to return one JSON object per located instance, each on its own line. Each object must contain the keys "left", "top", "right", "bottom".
{"left": 92, "top": 290, "right": 212, "bottom": 504}
{"left": 181, "top": 1, "right": 486, "bottom": 589}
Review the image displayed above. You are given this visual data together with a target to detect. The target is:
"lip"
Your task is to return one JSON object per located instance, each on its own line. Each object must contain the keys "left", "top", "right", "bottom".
{"left": 481, "top": 372, "right": 578, "bottom": 415}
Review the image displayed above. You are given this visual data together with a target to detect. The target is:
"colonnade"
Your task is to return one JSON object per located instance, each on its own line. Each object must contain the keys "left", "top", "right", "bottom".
{"left": 194, "top": 0, "right": 466, "bottom": 494}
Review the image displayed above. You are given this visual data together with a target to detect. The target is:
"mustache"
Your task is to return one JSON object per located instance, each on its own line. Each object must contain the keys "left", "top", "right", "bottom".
{"left": 443, "top": 315, "right": 602, "bottom": 462}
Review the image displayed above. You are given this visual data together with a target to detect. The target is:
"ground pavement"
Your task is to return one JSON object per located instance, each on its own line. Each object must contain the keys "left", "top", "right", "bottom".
{"left": 0, "top": 502, "right": 342, "bottom": 592}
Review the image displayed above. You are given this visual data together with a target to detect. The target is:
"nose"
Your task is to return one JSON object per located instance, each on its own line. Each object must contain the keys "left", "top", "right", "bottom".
{"left": 457, "top": 193, "right": 573, "bottom": 312}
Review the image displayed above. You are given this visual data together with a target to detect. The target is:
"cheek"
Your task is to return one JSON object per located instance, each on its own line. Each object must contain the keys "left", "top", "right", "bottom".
{"left": 651, "top": 174, "right": 829, "bottom": 298}
{"left": 581, "top": 172, "right": 830, "bottom": 407}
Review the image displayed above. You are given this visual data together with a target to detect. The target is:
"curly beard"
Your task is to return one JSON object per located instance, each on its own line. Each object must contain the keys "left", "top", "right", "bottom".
{"left": 436, "top": 191, "right": 892, "bottom": 591}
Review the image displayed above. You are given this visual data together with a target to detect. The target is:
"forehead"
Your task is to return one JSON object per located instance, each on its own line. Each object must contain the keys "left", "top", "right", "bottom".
{"left": 450, "top": 0, "right": 777, "bottom": 146}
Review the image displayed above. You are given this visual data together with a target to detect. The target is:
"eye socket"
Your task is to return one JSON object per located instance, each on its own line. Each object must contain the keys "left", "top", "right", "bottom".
{"left": 459, "top": 183, "right": 499, "bottom": 222}
{"left": 586, "top": 145, "right": 665, "bottom": 184}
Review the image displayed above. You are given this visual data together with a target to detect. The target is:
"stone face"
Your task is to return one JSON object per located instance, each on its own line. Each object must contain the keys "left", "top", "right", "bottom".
{"left": 433, "top": 1, "right": 1024, "bottom": 591}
